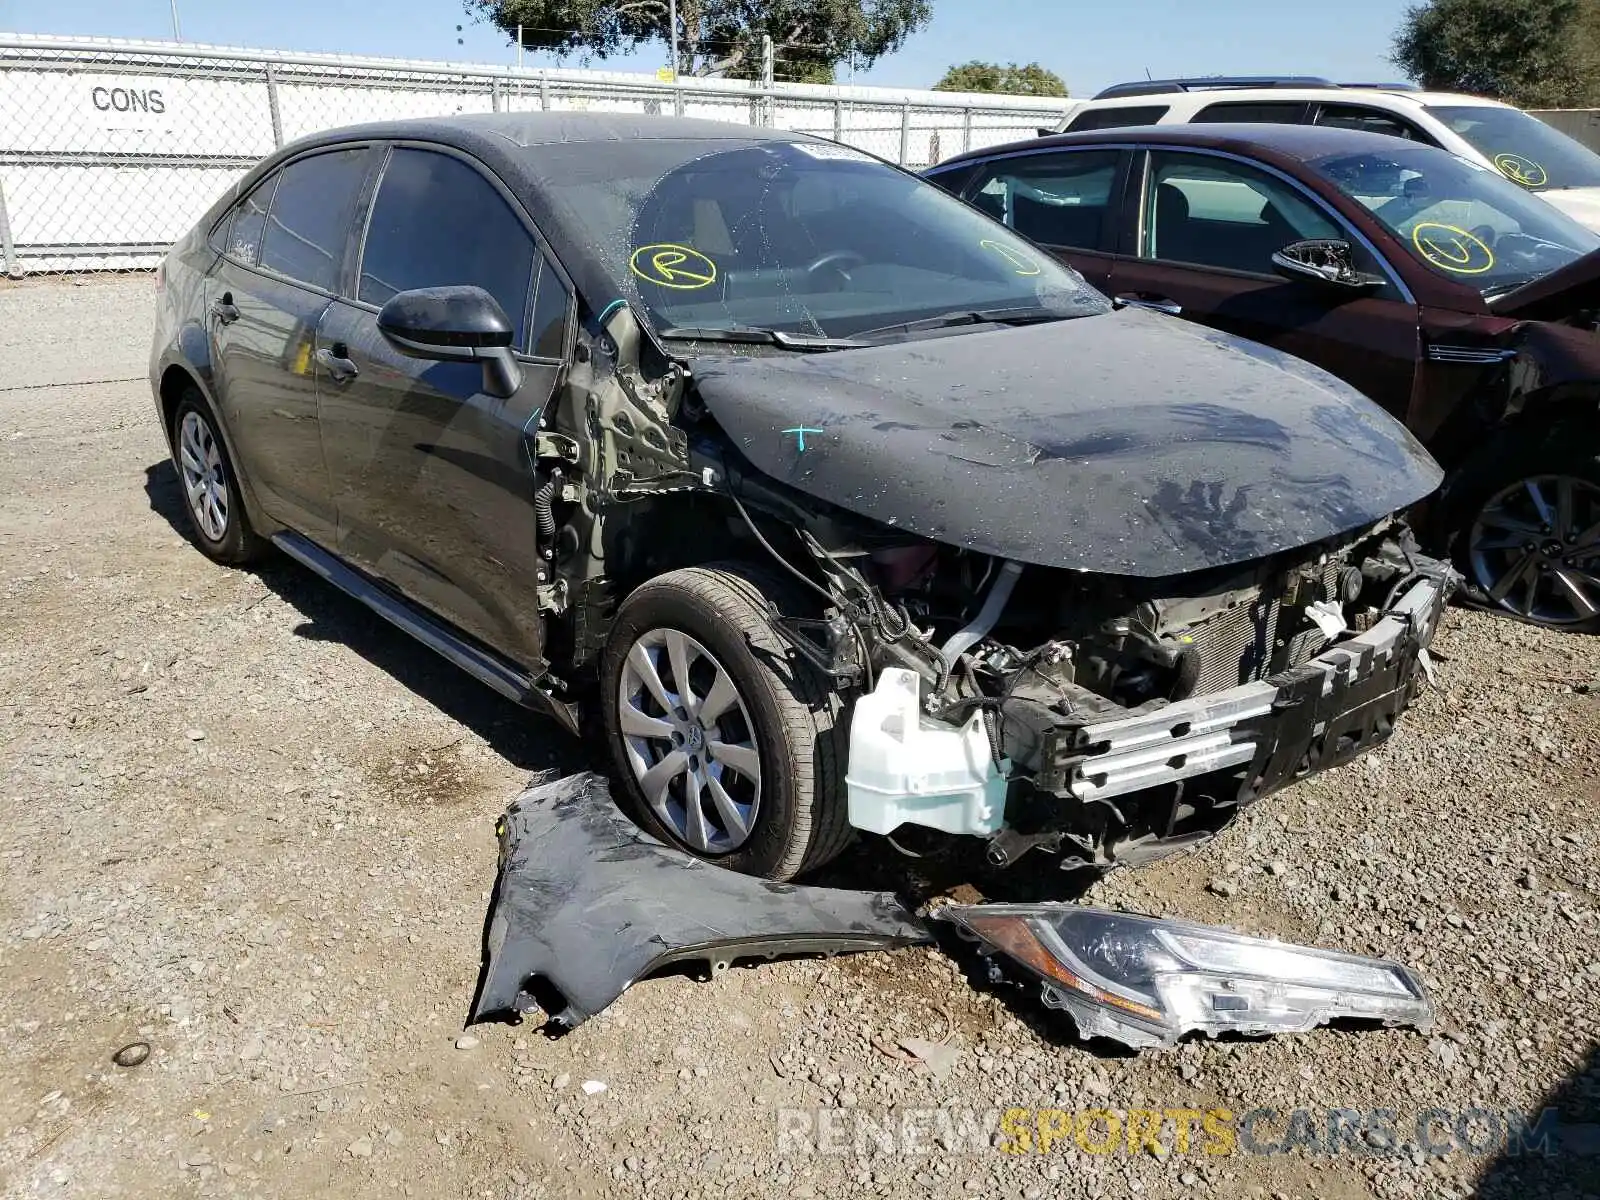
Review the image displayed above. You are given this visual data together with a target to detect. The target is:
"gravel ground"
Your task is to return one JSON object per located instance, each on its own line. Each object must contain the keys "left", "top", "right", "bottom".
{"left": 1, "top": 276, "right": 1597, "bottom": 1200}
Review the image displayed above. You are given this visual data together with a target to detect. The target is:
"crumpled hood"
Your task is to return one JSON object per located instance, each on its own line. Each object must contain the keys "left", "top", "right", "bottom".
{"left": 692, "top": 309, "right": 1442, "bottom": 576}
{"left": 1490, "top": 244, "right": 1600, "bottom": 321}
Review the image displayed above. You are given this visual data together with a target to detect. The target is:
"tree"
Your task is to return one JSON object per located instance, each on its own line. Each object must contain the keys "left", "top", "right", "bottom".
{"left": 1392, "top": 0, "right": 1600, "bottom": 108}
{"left": 466, "top": 0, "right": 932, "bottom": 83}
{"left": 932, "top": 61, "right": 1068, "bottom": 98}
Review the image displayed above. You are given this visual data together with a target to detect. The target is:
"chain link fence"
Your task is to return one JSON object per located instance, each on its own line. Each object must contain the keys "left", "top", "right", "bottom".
{"left": 0, "top": 34, "right": 1069, "bottom": 275}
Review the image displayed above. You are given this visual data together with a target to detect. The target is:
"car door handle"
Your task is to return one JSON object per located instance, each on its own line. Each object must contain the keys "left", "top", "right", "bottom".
{"left": 315, "top": 345, "right": 359, "bottom": 382}
{"left": 210, "top": 292, "right": 240, "bottom": 324}
{"left": 1113, "top": 295, "right": 1183, "bottom": 317}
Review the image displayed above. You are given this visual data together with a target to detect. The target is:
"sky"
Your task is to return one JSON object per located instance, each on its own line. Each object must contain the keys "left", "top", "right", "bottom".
{"left": 0, "top": 0, "right": 1419, "bottom": 94}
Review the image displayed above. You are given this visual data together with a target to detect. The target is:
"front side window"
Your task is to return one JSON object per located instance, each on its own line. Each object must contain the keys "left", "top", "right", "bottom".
{"left": 1427, "top": 104, "right": 1600, "bottom": 191}
{"left": 359, "top": 148, "right": 536, "bottom": 341}
{"left": 527, "top": 255, "right": 572, "bottom": 359}
{"left": 965, "top": 150, "right": 1121, "bottom": 250}
{"left": 1314, "top": 104, "right": 1425, "bottom": 142}
{"left": 1313, "top": 145, "right": 1600, "bottom": 295}
{"left": 538, "top": 138, "right": 1109, "bottom": 340}
{"left": 1066, "top": 105, "right": 1169, "bottom": 133}
{"left": 1142, "top": 151, "right": 1341, "bottom": 275}
{"left": 258, "top": 147, "right": 370, "bottom": 292}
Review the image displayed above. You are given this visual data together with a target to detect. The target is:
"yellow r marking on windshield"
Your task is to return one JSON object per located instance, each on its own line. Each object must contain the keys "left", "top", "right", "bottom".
{"left": 1411, "top": 222, "right": 1496, "bottom": 276}
{"left": 1493, "top": 153, "right": 1548, "bottom": 189}
{"left": 629, "top": 243, "right": 718, "bottom": 290}
{"left": 979, "top": 239, "right": 1043, "bottom": 277}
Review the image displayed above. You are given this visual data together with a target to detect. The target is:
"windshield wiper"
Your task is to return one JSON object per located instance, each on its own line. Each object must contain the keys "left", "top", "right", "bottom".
{"left": 656, "top": 326, "right": 868, "bottom": 351}
{"left": 851, "top": 306, "right": 1075, "bottom": 342}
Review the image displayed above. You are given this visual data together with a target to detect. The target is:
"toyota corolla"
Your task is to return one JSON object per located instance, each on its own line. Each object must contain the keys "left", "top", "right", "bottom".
{"left": 152, "top": 114, "right": 1454, "bottom": 880}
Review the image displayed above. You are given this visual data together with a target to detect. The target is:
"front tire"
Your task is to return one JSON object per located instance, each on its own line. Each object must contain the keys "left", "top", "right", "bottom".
{"left": 1439, "top": 424, "right": 1600, "bottom": 633}
{"left": 171, "top": 390, "right": 267, "bottom": 566}
{"left": 599, "top": 563, "right": 851, "bottom": 880}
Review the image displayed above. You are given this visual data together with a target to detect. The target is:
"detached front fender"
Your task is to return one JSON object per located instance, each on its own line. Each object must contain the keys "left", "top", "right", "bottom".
{"left": 470, "top": 771, "right": 929, "bottom": 1030}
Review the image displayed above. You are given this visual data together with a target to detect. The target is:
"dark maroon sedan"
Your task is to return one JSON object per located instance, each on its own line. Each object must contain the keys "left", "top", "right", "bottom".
{"left": 928, "top": 123, "right": 1600, "bottom": 631}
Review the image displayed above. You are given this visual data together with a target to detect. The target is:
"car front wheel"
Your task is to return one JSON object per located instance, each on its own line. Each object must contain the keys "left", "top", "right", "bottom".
{"left": 1443, "top": 426, "right": 1600, "bottom": 632}
{"left": 599, "top": 563, "right": 851, "bottom": 880}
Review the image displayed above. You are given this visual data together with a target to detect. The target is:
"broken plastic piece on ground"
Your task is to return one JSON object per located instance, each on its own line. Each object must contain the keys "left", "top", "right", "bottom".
{"left": 936, "top": 902, "right": 1432, "bottom": 1050}
{"left": 470, "top": 771, "right": 931, "bottom": 1030}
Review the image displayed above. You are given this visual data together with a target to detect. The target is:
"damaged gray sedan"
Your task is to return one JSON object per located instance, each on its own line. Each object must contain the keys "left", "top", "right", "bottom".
{"left": 152, "top": 113, "right": 1456, "bottom": 882}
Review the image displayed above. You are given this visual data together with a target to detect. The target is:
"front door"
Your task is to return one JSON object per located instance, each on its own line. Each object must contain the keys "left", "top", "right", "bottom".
{"left": 317, "top": 145, "right": 572, "bottom": 666}
{"left": 1108, "top": 149, "right": 1421, "bottom": 420}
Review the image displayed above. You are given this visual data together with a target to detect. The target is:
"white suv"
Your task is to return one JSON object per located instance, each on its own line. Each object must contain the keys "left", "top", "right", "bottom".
{"left": 1051, "top": 76, "right": 1600, "bottom": 232}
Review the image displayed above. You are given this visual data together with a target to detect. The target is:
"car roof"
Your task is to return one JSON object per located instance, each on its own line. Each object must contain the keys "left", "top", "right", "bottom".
{"left": 1077, "top": 84, "right": 1510, "bottom": 110}
{"left": 239, "top": 113, "right": 814, "bottom": 313}
{"left": 931, "top": 121, "right": 1453, "bottom": 170}
{"left": 291, "top": 110, "right": 806, "bottom": 148}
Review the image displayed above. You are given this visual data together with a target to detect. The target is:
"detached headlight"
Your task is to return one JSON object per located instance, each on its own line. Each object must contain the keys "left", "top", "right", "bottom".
{"left": 936, "top": 903, "right": 1432, "bottom": 1049}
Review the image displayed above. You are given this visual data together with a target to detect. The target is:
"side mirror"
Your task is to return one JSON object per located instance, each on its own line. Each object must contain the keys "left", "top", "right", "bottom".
{"left": 377, "top": 285, "right": 524, "bottom": 399}
{"left": 1270, "top": 239, "right": 1385, "bottom": 292}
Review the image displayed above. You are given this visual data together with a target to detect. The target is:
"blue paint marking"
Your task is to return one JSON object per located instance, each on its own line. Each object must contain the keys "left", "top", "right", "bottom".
{"left": 782, "top": 426, "right": 824, "bottom": 452}
{"left": 597, "top": 298, "right": 628, "bottom": 325}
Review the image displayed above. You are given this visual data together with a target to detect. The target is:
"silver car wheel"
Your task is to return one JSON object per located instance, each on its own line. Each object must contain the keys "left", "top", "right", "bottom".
{"left": 1469, "top": 473, "right": 1600, "bottom": 626}
{"left": 617, "top": 627, "right": 762, "bottom": 854}
{"left": 177, "top": 410, "right": 229, "bottom": 543}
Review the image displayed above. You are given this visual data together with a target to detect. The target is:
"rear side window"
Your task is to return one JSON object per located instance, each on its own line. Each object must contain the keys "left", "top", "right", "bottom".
{"left": 221, "top": 176, "right": 277, "bottom": 265}
{"left": 1193, "top": 101, "right": 1310, "bottom": 125}
{"left": 359, "top": 148, "right": 536, "bottom": 342}
{"left": 258, "top": 147, "right": 371, "bottom": 292}
{"left": 1314, "top": 104, "right": 1424, "bottom": 142}
{"left": 964, "top": 150, "right": 1121, "bottom": 250}
{"left": 1066, "top": 105, "right": 1169, "bottom": 132}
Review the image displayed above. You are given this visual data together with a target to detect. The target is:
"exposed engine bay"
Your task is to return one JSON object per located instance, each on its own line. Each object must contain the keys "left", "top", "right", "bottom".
{"left": 527, "top": 303, "right": 1455, "bottom": 874}
{"left": 751, "top": 506, "right": 1452, "bottom": 870}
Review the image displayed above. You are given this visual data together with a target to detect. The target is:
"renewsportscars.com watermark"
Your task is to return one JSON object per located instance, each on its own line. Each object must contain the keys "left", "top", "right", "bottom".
{"left": 775, "top": 1106, "right": 1581, "bottom": 1159}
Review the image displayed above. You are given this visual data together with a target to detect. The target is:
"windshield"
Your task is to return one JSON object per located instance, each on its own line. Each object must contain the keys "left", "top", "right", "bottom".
{"left": 1312, "top": 145, "right": 1600, "bottom": 295}
{"left": 538, "top": 138, "right": 1109, "bottom": 340}
{"left": 1427, "top": 105, "right": 1600, "bottom": 192}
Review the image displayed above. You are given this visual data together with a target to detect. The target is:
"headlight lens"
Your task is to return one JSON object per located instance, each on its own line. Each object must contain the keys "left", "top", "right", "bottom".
{"left": 940, "top": 904, "right": 1432, "bottom": 1049}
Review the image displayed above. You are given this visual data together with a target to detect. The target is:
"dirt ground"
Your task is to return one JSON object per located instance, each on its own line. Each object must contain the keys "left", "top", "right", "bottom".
{"left": 2, "top": 276, "right": 1598, "bottom": 1200}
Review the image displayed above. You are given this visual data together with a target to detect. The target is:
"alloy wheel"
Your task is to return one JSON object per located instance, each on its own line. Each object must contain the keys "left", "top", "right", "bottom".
{"left": 177, "top": 410, "right": 229, "bottom": 543}
{"left": 1468, "top": 473, "right": 1600, "bottom": 627}
{"left": 616, "top": 627, "right": 762, "bottom": 854}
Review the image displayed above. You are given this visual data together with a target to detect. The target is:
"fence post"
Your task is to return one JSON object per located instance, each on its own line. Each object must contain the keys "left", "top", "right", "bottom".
{"left": 899, "top": 103, "right": 911, "bottom": 166}
{"left": 0, "top": 176, "right": 21, "bottom": 279}
{"left": 962, "top": 107, "right": 972, "bottom": 154}
{"left": 539, "top": 76, "right": 551, "bottom": 111}
{"left": 832, "top": 99, "right": 843, "bottom": 143}
{"left": 266, "top": 65, "right": 284, "bottom": 149}
{"left": 673, "top": 86, "right": 684, "bottom": 117}
{"left": 492, "top": 78, "right": 503, "bottom": 113}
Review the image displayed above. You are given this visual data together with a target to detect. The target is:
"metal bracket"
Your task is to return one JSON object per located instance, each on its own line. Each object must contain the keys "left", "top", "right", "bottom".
{"left": 537, "top": 579, "right": 569, "bottom": 614}
{"left": 765, "top": 608, "right": 864, "bottom": 688}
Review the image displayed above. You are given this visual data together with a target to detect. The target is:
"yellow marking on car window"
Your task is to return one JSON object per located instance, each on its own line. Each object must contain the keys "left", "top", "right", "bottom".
{"left": 629, "top": 243, "right": 717, "bottom": 290}
{"left": 1411, "top": 222, "right": 1496, "bottom": 275}
{"left": 1493, "top": 153, "right": 1548, "bottom": 189}
{"left": 979, "top": 239, "right": 1043, "bottom": 276}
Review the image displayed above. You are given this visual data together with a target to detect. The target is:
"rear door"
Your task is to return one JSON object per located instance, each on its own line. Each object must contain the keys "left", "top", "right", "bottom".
{"left": 207, "top": 145, "right": 375, "bottom": 543}
{"left": 316, "top": 144, "right": 571, "bottom": 665}
{"left": 951, "top": 147, "right": 1129, "bottom": 292}
{"left": 1106, "top": 148, "right": 1421, "bottom": 417}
